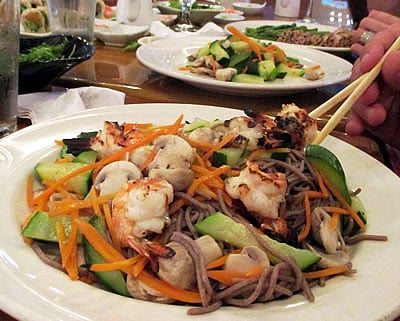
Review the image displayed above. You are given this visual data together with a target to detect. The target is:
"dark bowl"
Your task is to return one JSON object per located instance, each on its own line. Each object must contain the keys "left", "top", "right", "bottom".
{"left": 19, "top": 35, "right": 95, "bottom": 94}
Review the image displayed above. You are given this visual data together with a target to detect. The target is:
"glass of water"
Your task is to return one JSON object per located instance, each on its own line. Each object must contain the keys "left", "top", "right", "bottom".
{"left": 0, "top": 1, "right": 20, "bottom": 138}
{"left": 174, "top": 0, "right": 197, "bottom": 32}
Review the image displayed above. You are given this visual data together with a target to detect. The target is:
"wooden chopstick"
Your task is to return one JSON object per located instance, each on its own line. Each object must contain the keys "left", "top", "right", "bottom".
{"left": 312, "top": 35, "right": 400, "bottom": 145}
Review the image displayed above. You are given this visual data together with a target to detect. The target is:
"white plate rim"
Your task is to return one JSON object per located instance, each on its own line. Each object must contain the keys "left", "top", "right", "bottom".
{"left": 136, "top": 36, "right": 352, "bottom": 96}
{"left": 0, "top": 103, "right": 399, "bottom": 321}
{"left": 224, "top": 20, "right": 352, "bottom": 52}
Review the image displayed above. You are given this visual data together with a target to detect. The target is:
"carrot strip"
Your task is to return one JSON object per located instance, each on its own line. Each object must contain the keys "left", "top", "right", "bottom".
{"left": 202, "top": 133, "right": 235, "bottom": 161}
{"left": 32, "top": 116, "right": 184, "bottom": 207}
{"left": 206, "top": 249, "right": 242, "bottom": 270}
{"left": 90, "top": 256, "right": 140, "bottom": 274}
{"left": 329, "top": 212, "right": 340, "bottom": 230}
{"left": 56, "top": 220, "right": 79, "bottom": 280}
{"left": 321, "top": 207, "right": 349, "bottom": 215}
{"left": 103, "top": 203, "right": 120, "bottom": 251}
{"left": 187, "top": 165, "right": 230, "bottom": 196}
{"left": 304, "top": 265, "right": 350, "bottom": 279}
{"left": 137, "top": 270, "right": 202, "bottom": 303}
{"left": 298, "top": 193, "right": 311, "bottom": 242}
{"left": 321, "top": 175, "right": 366, "bottom": 232}
{"left": 207, "top": 266, "right": 265, "bottom": 286}
{"left": 227, "top": 25, "right": 262, "bottom": 61}
{"left": 315, "top": 170, "right": 329, "bottom": 198}
{"left": 140, "top": 149, "right": 156, "bottom": 171}
{"left": 306, "top": 191, "right": 325, "bottom": 199}
{"left": 131, "top": 256, "right": 149, "bottom": 277}
{"left": 75, "top": 219, "right": 125, "bottom": 262}
{"left": 89, "top": 187, "right": 102, "bottom": 217}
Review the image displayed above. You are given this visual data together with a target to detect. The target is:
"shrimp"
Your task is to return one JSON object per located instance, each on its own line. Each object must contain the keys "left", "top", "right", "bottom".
{"left": 225, "top": 161, "right": 287, "bottom": 220}
{"left": 111, "top": 178, "right": 174, "bottom": 264}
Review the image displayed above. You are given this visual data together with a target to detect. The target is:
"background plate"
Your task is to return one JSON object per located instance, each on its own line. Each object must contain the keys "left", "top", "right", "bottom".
{"left": 136, "top": 36, "right": 352, "bottom": 96}
{"left": 224, "top": 20, "right": 352, "bottom": 52}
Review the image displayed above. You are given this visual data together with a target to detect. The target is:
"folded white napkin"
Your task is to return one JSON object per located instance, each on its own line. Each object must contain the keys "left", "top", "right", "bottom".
{"left": 149, "top": 20, "right": 226, "bottom": 38}
{"left": 18, "top": 87, "right": 126, "bottom": 124}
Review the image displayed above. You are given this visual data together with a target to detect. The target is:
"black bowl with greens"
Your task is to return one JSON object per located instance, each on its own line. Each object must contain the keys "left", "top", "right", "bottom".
{"left": 19, "top": 35, "right": 95, "bottom": 94}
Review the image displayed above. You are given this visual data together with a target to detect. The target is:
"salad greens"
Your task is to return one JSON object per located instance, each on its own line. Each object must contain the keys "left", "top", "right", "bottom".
{"left": 18, "top": 38, "right": 68, "bottom": 63}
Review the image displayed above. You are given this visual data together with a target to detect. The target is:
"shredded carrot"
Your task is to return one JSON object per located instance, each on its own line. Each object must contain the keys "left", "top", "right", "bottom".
{"left": 206, "top": 249, "right": 242, "bottom": 270}
{"left": 321, "top": 174, "right": 366, "bottom": 232}
{"left": 321, "top": 207, "right": 349, "bottom": 215}
{"left": 227, "top": 25, "right": 262, "bottom": 61}
{"left": 329, "top": 212, "right": 340, "bottom": 230}
{"left": 55, "top": 140, "right": 64, "bottom": 146}
{"left": 103, "top": 203, "right": 120, "bottom": 251}
{"left": 207, "top": 266, "right": 265, "bottom": 286}
{"left": 75, "top": 219, "right": 125, "bottom": 262}
{"left": 315, "top": 170, "right": 329, "bottom": 197}
{"left": 309, "top": 64, "right": 321, "bottom": 70}
{"left": 202, "top": 133, "right": 236, "bottom": 161}
{"left": 179, "top": 66, "right": 191, "bottom": 71}
{"left": 48, "top": 193, "right": 115, "bottom": 217}
{"left": 208, "top": 54, "right": 217, "bottom": 73}
{"left": 137, "top": 270, "right": 202, "bottom": 303}
{"left": 140, "top": 149, "right": 156, "bottom": 171}
{"left": 306, "top": 191, "right": 325, "bottom": 199}
{"left": 32, "top": 115, "right": 185, "bottom": 207}
{"left": 56, "top": 219, "right": 79, "bottom": 280}
{"left": 304, "top": 265, "right": 350, "bottom": 279}
{"left": 187, "top": 165, "right": 230, "bottom": 196}
{"left": 131, "top": 256, "right": 149, "bottom": 277}
{"left": 91, "top": 256, "right": 141, "bottom": 274}
{"left": 298, "top": 193, "right": 311, "bottom": 242}
{"left": 89, "top": 186, "right": 102, "bottom": 217}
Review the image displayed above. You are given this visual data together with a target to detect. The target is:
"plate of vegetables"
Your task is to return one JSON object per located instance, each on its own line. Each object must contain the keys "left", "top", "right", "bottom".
{"left": 0, "top": 103, "right": 399, "bottom": 321}
{"left": 136, "top": 31, "right": 352, "bottom": 96}
{"left": 224, "top": 20, "right": 354, "bottom": 52}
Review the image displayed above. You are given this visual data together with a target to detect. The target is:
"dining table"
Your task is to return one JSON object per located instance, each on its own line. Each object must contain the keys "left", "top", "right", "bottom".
{"left": 3, "top": 0, "right": 399, "bottom": 320}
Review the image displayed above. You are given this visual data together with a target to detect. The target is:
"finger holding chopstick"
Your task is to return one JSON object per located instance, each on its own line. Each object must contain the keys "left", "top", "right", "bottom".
{"left": 312, "top": 23, "right": 400, "bottom": 148}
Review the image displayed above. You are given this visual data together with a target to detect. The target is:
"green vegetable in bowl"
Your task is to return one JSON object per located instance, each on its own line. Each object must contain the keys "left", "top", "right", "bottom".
{"left": 18, "top": 38, "right": 68, "bottom": 63}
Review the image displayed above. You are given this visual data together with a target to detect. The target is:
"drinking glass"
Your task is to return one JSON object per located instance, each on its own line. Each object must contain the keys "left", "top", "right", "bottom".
{"left": 298, "top": 0, "right": 316, "bottom": 23}
{"left": 174, "top": 0, "right": 197, "bottom": 32}
{"left": 0, "top": 1, "right": 20, "bottom": 138}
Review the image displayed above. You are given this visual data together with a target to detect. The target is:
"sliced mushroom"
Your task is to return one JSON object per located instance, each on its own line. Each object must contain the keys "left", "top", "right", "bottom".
{"left": 224, "top": 245, "right": 269, "bottom": 273}
{"left": 128, "top": 146, "right": 153, "bottom": 170}
{"left": 146, "top": 135, "right": 195, "bottom": 191}
{"left": 311, "top": 207, "right": 339, "bottom": 254}
{"left": 305, "top": 243, "right": 351, "bottom": 269}
{"left": 157, "top": 241, "right": 196, "bottom": 290}
{"left": 94, "top": 160, "right": 142, "bottom": 195}
{"left": 215, "top": 67, "right": 237, "bottom": 81}
{"left": 126, "top": 273, "right": 174, "bottom": 303}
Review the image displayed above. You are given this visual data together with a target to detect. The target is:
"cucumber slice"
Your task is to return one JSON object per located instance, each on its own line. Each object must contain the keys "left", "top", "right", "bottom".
{"left": 305, "top": 144, "right": 352, "bottom": 204}
{"left": 82, "top": 216, "right": 131, "bottom": 297}
{"left": 195, "top": 212, "right": 320, "bottom": 270}
{"left": 22, "top": 211, "right": 87, "bottom": 243}
{"left": 35, "top": 162, "right": 93, "bottom": 196}
{"left": 232, "top": 73, "right": 265, "bottom": 84}
{"left": 209, "top": 40, "right": 229, "bottom": 61}
{"left": 276, "top": 62, "right": 305, "bottom": 77}
{"left": 211, "top": 147, "right": 246, "bottom": 167}
{"left": 258, "top": 59, "right": 278, "bottom": 81}
{"left": 72, "top": 150, "right": 98, "bottom": 164}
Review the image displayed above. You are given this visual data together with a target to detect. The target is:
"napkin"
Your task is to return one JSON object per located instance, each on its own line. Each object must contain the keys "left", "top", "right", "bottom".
{"left": 149, "top": 20, "right": 226, "bottom": 38}
{"left": 18, "top": 87, "right": 126, "bottom": 124}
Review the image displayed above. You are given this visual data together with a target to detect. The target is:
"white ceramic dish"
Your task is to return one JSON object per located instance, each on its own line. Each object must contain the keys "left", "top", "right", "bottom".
{"left": 213, "top": 12, "right": 245, "bottom": 24}
{"left": 136, "top": 36, "right": 352, "bottom": 96}
{"left": 94, "top": 19, "right": 149, "bottom": 47}
{"left": 232, "top": 1, "right": 266, "bottom": 15}
{"left": 225, "top": 20, "right": 351, "bottom": 52}
{"left": 0, "top": 103, "right": 400, "bottom": 321}
{"left": 156, "top": 14, "right": 178, "bottom": 26}
{"left": 20, "top": 24, "right": 52, "bottom": 38}
{"left": 156, "top": 1, "right": 225, "bottom": 26}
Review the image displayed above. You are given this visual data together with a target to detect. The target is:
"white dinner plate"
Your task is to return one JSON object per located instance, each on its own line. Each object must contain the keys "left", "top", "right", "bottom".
{"left": 94, "top": 19, "right": 149, "bottom": 47}
{"left": 136, "top": 36, "right": 352, "bottom": 96}
{"left": 0, "top": 103, "right": 400, "bottom": 321}
{"left": 225, "top": 20, "right": 352, "bottom": 52}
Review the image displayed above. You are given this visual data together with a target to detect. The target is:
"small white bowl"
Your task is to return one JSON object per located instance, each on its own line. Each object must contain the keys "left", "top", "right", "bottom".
{"left": 232, "top": 2, "right": 266, "bottom": 15}
{"left": 213, "top": 12, "right": 245, "bottom": 24}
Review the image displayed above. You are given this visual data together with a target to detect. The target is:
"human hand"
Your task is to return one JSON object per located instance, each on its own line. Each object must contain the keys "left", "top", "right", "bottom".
{"left": 351, "top": 10, "right": 400, "bottom": 56}
{"left": 345, "top": 23, "right": 400, "bottom": 149}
